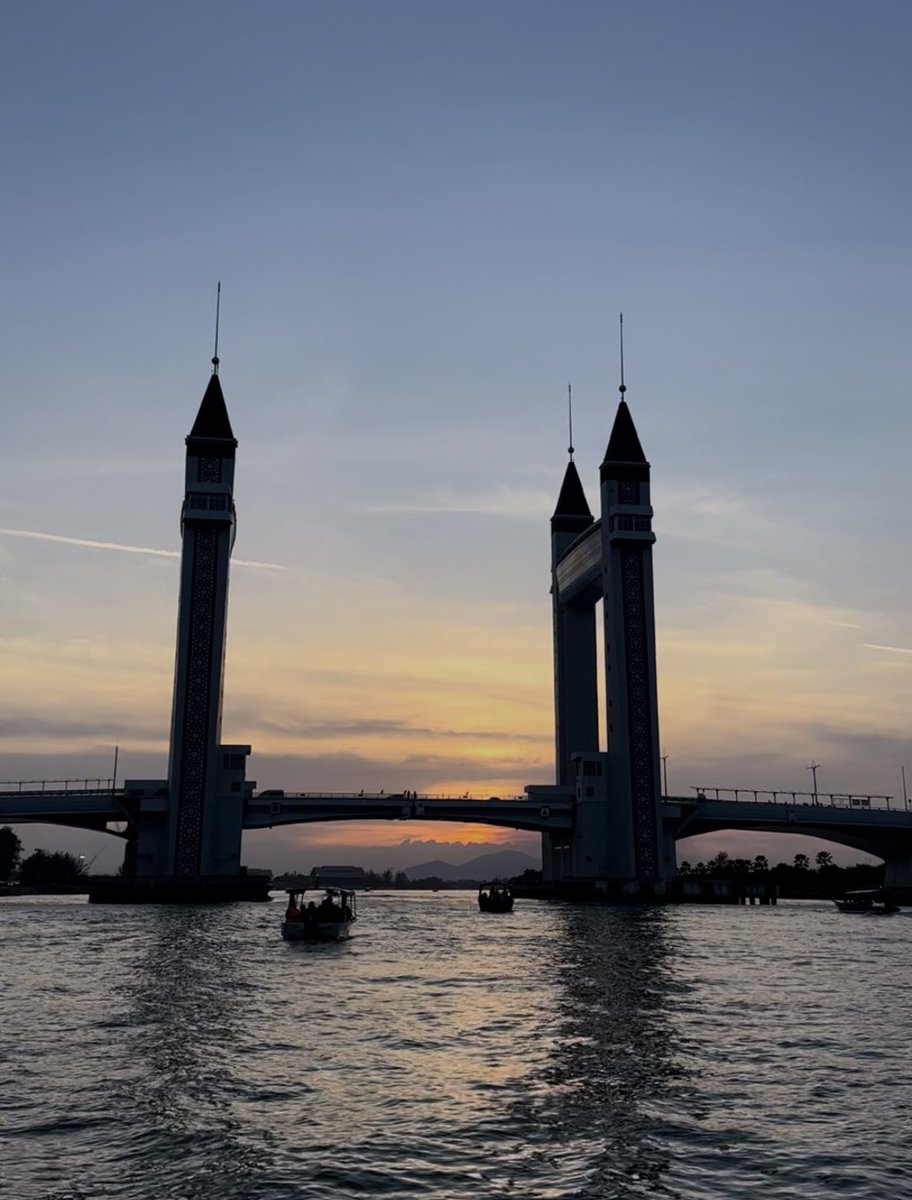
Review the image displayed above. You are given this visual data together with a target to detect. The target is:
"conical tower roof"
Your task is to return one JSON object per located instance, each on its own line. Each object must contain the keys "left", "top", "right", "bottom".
{"left": 189, "top": 374, "right": 235, "bottom": 442}
{"left": 551, "top": 460, "right": 593, "bottom": 535}
{"left": 600, "top": 400, "right": 648, "bottom": 483}
{"left": 602, "top": 400, "right": 646, "bottom": 465}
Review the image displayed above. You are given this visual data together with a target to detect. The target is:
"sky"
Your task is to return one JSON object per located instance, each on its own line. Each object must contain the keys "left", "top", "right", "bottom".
{"left": 2, "top": 0, "right": 911, "bottom": 873}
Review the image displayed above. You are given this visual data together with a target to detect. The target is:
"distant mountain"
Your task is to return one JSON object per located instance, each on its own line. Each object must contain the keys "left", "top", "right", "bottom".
{"left": 404, "top": 849, "right": 539, "bottom": 882}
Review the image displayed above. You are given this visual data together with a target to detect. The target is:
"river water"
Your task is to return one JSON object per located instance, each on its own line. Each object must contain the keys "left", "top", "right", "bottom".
{"left": 1, "top": 892, "right": 911, "bottom": 1200}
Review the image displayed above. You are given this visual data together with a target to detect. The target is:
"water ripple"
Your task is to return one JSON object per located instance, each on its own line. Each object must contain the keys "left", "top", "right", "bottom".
{"left": 2, "top": 895, "right": 912, "bottom": 1198}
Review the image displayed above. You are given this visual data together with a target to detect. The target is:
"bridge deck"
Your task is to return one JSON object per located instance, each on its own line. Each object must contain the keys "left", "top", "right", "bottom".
{"left": 3, "top": 785, "right": 912, "bottom": 857}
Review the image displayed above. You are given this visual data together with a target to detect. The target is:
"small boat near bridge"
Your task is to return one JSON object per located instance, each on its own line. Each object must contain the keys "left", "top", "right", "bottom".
{"left": 478, "top": 883, "right": 514, "bottom": 912}
{"left": 281, "top": 887, "right": 357, "bottom": 941}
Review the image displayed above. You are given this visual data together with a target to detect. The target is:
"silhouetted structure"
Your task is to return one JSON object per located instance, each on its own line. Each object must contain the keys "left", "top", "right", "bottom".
{"left": 95, "top": 358, "right": 263, "bottom": 902}
{"left": 529, "top": 373, "right": 673, "bottom": 891}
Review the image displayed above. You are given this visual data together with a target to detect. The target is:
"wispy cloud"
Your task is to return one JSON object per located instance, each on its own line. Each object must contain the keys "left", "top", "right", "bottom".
{"left": 251, "top": 715, "right": 544, "bottom": 743}
{"left": 355, "top": 486, "right": 553, "bottom": 519}
{"left": 0, "top": 528, "right": 287, "bottom": 572}
{"left": 863, "top": 642, "right": 912, "bottom": 656}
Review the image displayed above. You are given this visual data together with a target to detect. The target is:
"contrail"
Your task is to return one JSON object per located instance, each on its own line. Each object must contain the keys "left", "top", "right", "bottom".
{"left": 0, "top": 528, "right": 287, "bottom": 572}
{"left": 863, "top": 642, "right": 912, "bottom": 656}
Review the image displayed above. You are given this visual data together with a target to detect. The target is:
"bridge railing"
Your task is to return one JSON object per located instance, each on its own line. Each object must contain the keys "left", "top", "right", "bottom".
{"left": 252, "top": 791, "right": 528, "bottom": 802}
{"left": 690, "top": 787, "right": 898, "bottom": 811}
{"left": 0, "top": 777, "right": 116, "bottom": 795}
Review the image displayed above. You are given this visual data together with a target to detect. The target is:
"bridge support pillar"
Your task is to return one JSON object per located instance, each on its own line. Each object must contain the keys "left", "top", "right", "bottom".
{"left": 884, "top": 856, "right": 912, "bottom": 904}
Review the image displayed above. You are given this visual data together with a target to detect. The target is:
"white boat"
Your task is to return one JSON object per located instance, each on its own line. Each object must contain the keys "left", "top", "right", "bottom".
{"left": 281, "top": 887, "right": 357, "bottom": 941}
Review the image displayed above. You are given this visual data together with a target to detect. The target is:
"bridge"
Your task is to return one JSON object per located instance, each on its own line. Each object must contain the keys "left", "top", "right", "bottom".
{"left": 6, "top": 355, "right": 911, "bottom": 900}
{"left": 0, "top": 783, "right": 573, "bottom": 838}
{"left": 6, "top": 779, "right": 912, "bottom": 893}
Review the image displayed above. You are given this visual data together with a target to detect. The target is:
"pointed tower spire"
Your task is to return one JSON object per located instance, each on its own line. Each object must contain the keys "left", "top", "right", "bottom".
{"left": 189, "top": 375, "right": 236, "bottom": 443}
{"left": 601, "top": 312, "right": 647, "bottom": 474}
{"left": 552, "top": 383, "right": 593, "bottom": 536}
{"left": 189, "top": 287, "right": 236, "bottom": 447}
{"left": 211, "top": 281, "right": 221, "bottom": 376}
{"left": 618, "top": 312, "right": 626, "bottom": 401}
{"left": 567, "top": 382, "right": 574, "bottom": 461}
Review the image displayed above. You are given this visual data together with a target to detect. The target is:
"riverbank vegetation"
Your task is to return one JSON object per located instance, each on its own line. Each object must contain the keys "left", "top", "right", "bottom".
{"left": 678, "top": 851, "right": 883, "bottom": 898}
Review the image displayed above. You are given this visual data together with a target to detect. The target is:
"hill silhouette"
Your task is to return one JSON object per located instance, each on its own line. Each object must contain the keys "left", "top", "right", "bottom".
{"left": 403, "top": 849, "right": 538, "bottom": 882}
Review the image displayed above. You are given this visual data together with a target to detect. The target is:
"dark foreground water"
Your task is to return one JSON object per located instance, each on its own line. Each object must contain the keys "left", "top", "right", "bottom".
{"left": 2, "top": 893, "right": 912, "bottom": 1200}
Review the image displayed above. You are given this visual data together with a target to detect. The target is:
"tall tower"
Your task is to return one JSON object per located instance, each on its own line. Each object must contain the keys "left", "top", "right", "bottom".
{"left": 551, "top": 454, "right": 598, "bottom": 786}
{"left": 166, "top": 362, "right": 239, "bottom": 876}
{"left": 598, "top": 391, "right": 664, "bottom": 881}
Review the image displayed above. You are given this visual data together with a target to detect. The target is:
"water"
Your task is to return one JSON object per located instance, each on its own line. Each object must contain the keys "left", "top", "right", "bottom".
{"left": 2, "top": 894, "right": 912, "bottom": 1200}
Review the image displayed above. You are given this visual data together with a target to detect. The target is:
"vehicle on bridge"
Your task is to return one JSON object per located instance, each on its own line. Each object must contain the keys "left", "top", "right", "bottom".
{"left": 833, "top": 890, "right": 899, "bottom": 916}
{"left": 478, "top": 883, "right": 514, "bottom": 913}
{"left": 281, "top": 888, "right": 356, "bottom": 941}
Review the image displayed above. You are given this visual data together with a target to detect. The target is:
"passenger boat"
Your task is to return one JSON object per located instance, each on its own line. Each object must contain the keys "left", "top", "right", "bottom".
{"left": 833, "top": 889, "right": 900, "bottom": 915}
{"left": 281, "top": 887, "right": 357, "bottom": 941}
{"left": 478, "top": 883, "right": 514, "bottom": 912}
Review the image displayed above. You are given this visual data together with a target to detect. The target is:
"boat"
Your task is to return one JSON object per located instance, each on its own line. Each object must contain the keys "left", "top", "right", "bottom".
{"left": 281, "top": 887, "right": 357, "bottom": 941}
{"left": 833, "top": 889, "right": 900, "bottom": 915}
{"left": 478, "top": 883, "right": 514, "bottom": 912}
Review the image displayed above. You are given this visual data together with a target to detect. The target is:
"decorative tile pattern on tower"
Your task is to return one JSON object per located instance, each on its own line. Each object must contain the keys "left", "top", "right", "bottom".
{"left": 173, "top": 528, "right": 219, "bottom": 874}
{"left": 621, "top": 546, "right": 660, "bottom": 879}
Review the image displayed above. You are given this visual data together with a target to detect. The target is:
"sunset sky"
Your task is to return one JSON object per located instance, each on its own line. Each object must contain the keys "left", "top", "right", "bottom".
{"left": 2, "top": 1, "right": 911, "bottom": 872}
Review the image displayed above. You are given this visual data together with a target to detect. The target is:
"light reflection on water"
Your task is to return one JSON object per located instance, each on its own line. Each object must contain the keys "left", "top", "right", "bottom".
{"left": 2, "top": 894, "right": 912, "bottom": 1198}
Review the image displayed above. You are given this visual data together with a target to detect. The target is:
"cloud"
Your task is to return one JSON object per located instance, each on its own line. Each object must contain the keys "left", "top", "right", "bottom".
{"left": 250, "top": 714, "right": 545, "bottom": 743}
{"left": 863, "top": 643, "right": 912, "bottom": 656}
{"left": 0, "top": 528, "right": 287, "bottom": 571}
{"left": 0, "top": 712, "right": 158, "bottom": 741}
{"left": 355, "top": 486, "right": 553, "bottom": 519}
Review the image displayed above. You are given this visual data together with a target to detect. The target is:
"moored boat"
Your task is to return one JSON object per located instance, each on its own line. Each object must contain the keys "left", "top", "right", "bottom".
{"left": 281, "top": 887, "right": 357, "bottom": 941}
{"left": 478, "top": 883, "right": 514, "bottom": 912}
{"left": 833, "top": 889, "right": 899, "bottom": 915}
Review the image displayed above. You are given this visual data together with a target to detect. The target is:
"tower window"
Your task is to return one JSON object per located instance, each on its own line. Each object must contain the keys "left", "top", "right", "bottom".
{"left": 198, "top": 457, "right": 222, "bottom": 483}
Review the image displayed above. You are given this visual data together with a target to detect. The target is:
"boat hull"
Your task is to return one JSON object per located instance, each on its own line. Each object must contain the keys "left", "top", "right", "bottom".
{"left": 833, "top": 900, "right": 899, "bottom": 915}
{"left": 281, "top": 919, "right": 354, "bottom": 942}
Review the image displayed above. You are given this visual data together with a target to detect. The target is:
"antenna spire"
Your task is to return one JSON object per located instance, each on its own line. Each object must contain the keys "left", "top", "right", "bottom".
{"left": 618, "top": 312, "right": 626, "bottom": 401}
{"left": 567, "top": 382, "right": 574, "bottom": 460}
{"left": 211, "top": 281, "right": 221, "bottom": 375}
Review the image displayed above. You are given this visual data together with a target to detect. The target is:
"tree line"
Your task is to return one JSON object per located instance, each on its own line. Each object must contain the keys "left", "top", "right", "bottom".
{"left": 0, "top": 827, "right": 88, "bottom": 891}
{"left": 678, "top": 850, "right": 883, "bottom": 897}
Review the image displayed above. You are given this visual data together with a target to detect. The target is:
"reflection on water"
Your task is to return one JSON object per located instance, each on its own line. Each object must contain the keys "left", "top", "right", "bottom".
{"left": 505, "top": 907, "right": 683, "bottom": 1197}
{"left": 2, "top": 895, "right": 912, "bottom": 1199}
{"left": 117, "top": 907, "right": 277, "bottom": 1198}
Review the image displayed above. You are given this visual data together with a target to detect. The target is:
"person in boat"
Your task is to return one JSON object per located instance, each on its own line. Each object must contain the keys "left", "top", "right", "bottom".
{"left": 285, "top": 896, "right": 301, "bottom": 921}
{"left": 317, "top": 894, "right": 342, "bottom": 920}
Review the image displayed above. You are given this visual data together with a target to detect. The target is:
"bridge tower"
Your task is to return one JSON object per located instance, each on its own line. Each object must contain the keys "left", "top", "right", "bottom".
{"left": 551, "top": 455, "right": 598, "bottom": 785}
{"left": 125, "top": 357, "right": 253, "bottom": 887}
{"left": 538, "top": 366, "right": 674, "bottom": 889}
{"left": 545, "top": 448, "right": 599, "bottom": 881}
{"left": 163, "top": 362, "right": 248, "bottom": 876}
{"left": 597, "top": 393, "right": 666, "bottom": 882}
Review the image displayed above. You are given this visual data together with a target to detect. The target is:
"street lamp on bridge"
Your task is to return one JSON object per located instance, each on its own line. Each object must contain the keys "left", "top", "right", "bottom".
{"left": 807, "top": 761, "right": 822, "bottom": 801}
